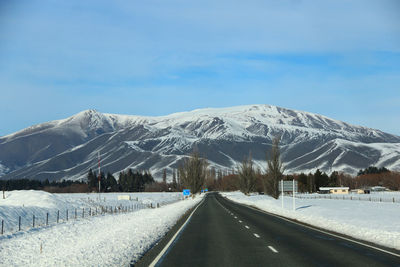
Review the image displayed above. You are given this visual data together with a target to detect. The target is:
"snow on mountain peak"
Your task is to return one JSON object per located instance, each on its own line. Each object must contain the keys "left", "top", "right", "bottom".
{"left": 1, "top": 104, "right": 399, "bottom": 181}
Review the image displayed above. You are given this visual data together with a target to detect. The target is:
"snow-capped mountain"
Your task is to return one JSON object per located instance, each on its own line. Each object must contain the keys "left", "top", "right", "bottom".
{"left": 1, "top": 105, "right": 399, "bottom": 181}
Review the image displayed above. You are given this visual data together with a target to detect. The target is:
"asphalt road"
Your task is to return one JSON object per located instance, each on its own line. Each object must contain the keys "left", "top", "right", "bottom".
{"left": 137, "top": 192, "right": 400, "bottom": 267}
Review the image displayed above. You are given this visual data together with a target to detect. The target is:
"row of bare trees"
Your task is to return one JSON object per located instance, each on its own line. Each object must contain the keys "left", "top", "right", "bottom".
{"left": 177, "top": 137, "right": 284, "bottom": 199}
{"left": 237, "top": 137, "right": 283, "bottom": 199}
{"left": 170, "top": 136, "right": 400, "bottom": 196}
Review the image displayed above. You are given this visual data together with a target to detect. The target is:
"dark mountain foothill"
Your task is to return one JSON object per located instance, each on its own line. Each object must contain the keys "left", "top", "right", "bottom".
{"left": 1, "top": 105, "right": 399, "bottom": 182}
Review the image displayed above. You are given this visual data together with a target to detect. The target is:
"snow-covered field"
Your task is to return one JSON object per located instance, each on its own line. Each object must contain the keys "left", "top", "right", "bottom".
{"left": 221, "top": 191, "right": 400, "bottom": 250}
{"left": 296, "top": 191, "right": 400, "bottom": 203}
{"left": 0, "top": 191, "right": 183, "bottom": 234}
{"left": 0, "top": 191, "right": 201, "bottom": 266}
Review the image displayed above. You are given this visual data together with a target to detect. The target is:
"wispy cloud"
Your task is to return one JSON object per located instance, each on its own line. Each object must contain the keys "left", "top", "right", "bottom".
{"left": 0, "top": 0, "right": 399, "bottom": 135}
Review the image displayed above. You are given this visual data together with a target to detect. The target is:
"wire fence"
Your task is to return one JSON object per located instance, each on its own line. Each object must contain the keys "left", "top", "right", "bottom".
{"left": 295, "top": 194, "right": 400, "bottom": 203}
{"left": 0, "top": 198, "right": 182, "bottom": 236}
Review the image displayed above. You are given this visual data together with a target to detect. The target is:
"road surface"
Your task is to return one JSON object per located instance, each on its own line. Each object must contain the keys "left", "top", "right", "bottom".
{"left": 135, "top": 192, "right": 400, "bottom": 266}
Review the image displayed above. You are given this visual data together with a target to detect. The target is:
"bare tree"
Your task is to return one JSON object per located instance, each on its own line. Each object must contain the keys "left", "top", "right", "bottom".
{"left": 172, "top": 169, "right": 177, "bottom": 190}
{"left": 162, "top": 169, "right": 167, "bottom": 184}
{"left": 178, "top": 151, "right": 208, "bottom": 194}
{"left": 238, "top": 153, "right": 256, "bottom": 195}
{"left": 264, "top": 136, "right": 284, "bottom": 199}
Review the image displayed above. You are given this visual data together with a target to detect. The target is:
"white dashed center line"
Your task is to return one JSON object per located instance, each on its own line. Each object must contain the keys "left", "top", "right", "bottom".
{"left": 254, "top": 233, "right": 260, "bottom": 238}
{"left": 245, "top": 225, "right": 250, "bottom": 229}
{"left": 234, "top": 216, "right": 237, "bottom": 219}
{"left": 268, "top": 246, "right": 278, "bottom": 253}
{"left": 239, "top": 220, "right": 242, "bottom": 223}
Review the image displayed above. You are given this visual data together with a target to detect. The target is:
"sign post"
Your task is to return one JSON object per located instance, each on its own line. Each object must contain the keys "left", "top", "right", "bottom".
{"left": 279, "top": 180, "right": 298, "bottom": 211}
{"left": 293, "top": 179, "right": 295, "bottom": 211}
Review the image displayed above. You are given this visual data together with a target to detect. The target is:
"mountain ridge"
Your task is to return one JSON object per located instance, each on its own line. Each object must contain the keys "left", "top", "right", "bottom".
{"left": 1, "top": 104, "right": 399, "bottom": 181}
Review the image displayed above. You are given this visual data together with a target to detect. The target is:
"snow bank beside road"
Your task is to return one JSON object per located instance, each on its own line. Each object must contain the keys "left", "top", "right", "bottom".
{"left": 221, "top": 192, "right": 400, "bottom": 250}
{"left": 0, "top": 194, "right": 201, "bottom": 266}
{"left": 0, "top": 191, "right": 182, "bottom": 234}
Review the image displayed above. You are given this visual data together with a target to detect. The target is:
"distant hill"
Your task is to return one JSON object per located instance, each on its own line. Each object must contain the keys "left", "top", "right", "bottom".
{"left": 1, "top": 104, "right": 399, "bottom": 181}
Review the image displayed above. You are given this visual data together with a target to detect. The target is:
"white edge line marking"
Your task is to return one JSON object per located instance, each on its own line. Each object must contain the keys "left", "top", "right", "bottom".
{"left": 149, "top": 198, "right": 205, "bottom": 267}
{"left": 254, "top": 233, "right": 260, "bottom": 238}
{"left": 230, "top": 198, "right": 400, "bottom": 258}
{"left": 268, "top": 246, "right": 278, "bottom": 253}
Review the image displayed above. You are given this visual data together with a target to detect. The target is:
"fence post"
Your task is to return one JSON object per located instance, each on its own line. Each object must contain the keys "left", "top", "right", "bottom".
{"left": 57, "top": 210, "right": 59, "bottom": 223}
{"left": 46, "top": 213, "right": 49, "bottom": 226}
{"left": 19, "top": 216, "right": 21, "bottom": 231}
{"left": 1, "top": 220, "right": 3, "bottom": 235}
{"left": 33, "top": 215, "right": 35, "bottom": 228}
{"left": 82, "top": 208, "right": 85, "bottom": 218}
{"left": 393, "top": 197, "right": 395, "bottom": 203}
{"left": 75, "top": 209, "right": 77, "bottom": 219}
{"left": 89, "top": 208, "right": 91, "bottom": 216}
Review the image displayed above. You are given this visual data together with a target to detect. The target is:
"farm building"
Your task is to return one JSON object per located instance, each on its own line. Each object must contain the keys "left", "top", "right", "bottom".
{"left": 355, "top": 189, "right": 371, "bottom": 194}
{"left": 319, "top": 187, "right": 349, "bottom": 194}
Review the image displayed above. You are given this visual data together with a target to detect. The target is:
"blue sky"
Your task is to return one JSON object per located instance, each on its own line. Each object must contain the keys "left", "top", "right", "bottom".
{"left": 0, "top": 0, "right": 399, "bottom": 135}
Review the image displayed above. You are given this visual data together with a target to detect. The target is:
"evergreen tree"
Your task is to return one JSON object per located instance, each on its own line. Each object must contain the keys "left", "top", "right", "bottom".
{"left": 298, "top": 173, "right": 308, "bottom": 192}
{"left": 358, "top": 166, "right": 389, "bottom": 176}
{"left": 117, "top": 169, "right": 154, "bottom": 192}
{"left": 329, "top": 171, "right": 339, "bottom": 187}
{"left": 314, "top": 169, "right": 329, "bottom": 190}
{"left": 87, "top": 169, "right": 97, "bottom": 189}
{"left": 105, "top": 172, "right": 118, "bottom": 192}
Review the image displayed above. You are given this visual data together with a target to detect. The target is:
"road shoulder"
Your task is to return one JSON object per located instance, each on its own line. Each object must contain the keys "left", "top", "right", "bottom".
{"left": 132, "top": 198, "right": 203, "bottom": 266}
{"left": 221, "top": 195, "right": 400, "bottom": 257}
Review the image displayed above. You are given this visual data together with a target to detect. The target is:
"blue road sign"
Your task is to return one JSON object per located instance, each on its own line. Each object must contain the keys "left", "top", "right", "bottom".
{"left": 183, "top": 189, "right": 191, "bottom": 196}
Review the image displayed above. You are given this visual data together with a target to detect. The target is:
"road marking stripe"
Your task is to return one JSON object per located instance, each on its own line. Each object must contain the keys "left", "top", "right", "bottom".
{"left": 268, "top": 246, "right": 278, "bottom": 253}
{"left": 254, "top": 233, "right": 260, "bottom": 238}
{"left": 149, "top": 198, "right": 205, "bottom": 267}
{"left": 234, "top": 216, "right": 237, "bottom": 219}
{"left": 230, "top": 198, "right": 400, "bottom": 258}
{"left": 239, "top": 220, "right": 242, "bottom": 223}
{"left": 245, "top": 225, "right": 250, "bottom": 229}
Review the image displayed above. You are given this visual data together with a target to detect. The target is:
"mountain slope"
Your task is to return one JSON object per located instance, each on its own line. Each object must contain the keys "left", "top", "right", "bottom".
{"left": 1, "top": 105, "right": 399, "bottom": 181}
